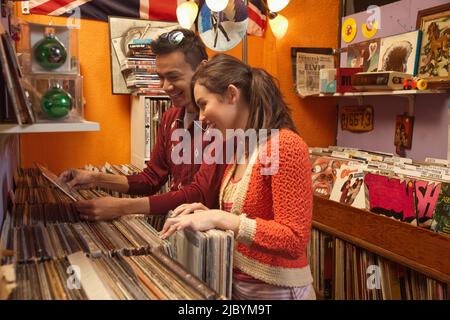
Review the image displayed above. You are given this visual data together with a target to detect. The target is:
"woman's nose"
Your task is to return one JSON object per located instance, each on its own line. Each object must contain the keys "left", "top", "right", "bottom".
{"left": 199, "top": 110, "right": 206, "bottom": 122}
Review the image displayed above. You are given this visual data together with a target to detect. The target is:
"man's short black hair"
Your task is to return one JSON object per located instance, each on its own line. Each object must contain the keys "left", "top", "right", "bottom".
{"left": 150, "top": 28, "right": 208, "bottom": 71}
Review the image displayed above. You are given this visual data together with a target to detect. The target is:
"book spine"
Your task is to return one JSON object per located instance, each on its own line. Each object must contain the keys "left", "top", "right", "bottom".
{"left": 144, "top": 98, "right": 151, "bottom": 160}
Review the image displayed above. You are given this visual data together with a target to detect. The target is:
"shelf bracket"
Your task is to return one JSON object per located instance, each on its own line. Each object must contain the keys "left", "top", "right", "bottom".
{"left": 407, "top": 95, "right": 415, "bottom": 116}
{"left": 394, "top": 94, "right": 415, "bottom": 116}
{"left": 357, "top": 96, "right": 364, "bottom": 106}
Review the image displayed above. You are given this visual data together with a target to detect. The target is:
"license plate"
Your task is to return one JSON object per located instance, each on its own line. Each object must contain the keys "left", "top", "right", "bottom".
{"left": 341, "top": 106, "right": 374, "bottom": 132}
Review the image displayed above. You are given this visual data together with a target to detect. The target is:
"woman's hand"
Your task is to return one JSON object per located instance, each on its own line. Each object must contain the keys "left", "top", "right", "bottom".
{"left": 59, "top": 169, "right": 98, "bottom": 190}
{"left": 170, "top": 202, "right": 209, "bottom": 217}
{"left": 159, "top": 209, "right": 240, "bottom": 239}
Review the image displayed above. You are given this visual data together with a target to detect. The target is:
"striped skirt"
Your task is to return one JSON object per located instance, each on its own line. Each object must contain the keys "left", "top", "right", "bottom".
{"left": 232, "top": 276, "right": 316, "bottom": 300}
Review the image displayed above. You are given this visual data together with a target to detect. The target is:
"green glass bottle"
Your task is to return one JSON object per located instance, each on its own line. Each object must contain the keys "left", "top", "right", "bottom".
{"left": 33, "top": 30, "right": 67, "bottom": 70}
{"left": 41, "top": 85, "right": 72, "bottom": 119}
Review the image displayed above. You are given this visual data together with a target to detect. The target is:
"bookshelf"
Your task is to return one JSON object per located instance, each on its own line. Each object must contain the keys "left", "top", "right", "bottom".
{"left": 312, "top": 195, "right": 450, "bottom": 284}
{"left": 130, "top": 95, "right": 171, "bottom": 169}
{"left": 0, "top": 120, "right": 100, "bottom": 134}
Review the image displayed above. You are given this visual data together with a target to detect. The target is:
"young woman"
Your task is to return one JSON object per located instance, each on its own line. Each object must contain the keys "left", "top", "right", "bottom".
{"left": 160, "top": 54, "right": 315, "bottom": 300}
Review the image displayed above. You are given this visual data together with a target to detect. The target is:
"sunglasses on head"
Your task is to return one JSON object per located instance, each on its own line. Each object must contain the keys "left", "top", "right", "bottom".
{"left": 160, "top": 30, "right": 185, "bottom": 46}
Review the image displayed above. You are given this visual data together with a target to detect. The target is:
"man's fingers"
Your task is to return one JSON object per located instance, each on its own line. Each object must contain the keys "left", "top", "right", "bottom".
{"left": 66, "top": 179, "right": 78, "bottom": 189}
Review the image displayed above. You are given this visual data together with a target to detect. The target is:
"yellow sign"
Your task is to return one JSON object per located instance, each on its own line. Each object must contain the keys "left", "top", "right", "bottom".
{"left": 362, "top": 20, "right": 378, "bottom": 39}
{"left": 341, "top": 106, "right": 374, "bottom": 132}
{"left": 342, "top": 18, "right": 357, "bottom": 43}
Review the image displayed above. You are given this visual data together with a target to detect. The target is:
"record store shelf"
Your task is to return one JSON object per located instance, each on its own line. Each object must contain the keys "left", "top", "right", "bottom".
{"left": 312, "top": 195, "right": 450, "bottom": 285}
{"left": 0, "top": 120, "right": 100, "bottom": 134}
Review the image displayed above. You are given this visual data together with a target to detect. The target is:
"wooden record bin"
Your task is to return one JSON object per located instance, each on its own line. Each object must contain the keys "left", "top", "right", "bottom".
{"left": 312, "top": 195, "right": 450, "bottom": 286}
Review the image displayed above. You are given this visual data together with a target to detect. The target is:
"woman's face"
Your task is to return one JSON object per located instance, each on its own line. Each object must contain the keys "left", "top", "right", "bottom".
{"left": 194, "top": 83, "right": 240, "bottom": 136}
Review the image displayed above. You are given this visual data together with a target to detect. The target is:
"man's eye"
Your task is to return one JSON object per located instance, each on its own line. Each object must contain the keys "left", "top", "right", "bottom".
{"left": 312, "top": 165, "right": 321, "bottom": 173}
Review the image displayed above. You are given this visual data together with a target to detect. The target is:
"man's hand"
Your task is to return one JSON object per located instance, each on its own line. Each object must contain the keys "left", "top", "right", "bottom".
{"left": 75, "top": 197, "right": 129, "bottom": 221}
{"left": 59, "top": 169, "right": 98, "bottom": 190}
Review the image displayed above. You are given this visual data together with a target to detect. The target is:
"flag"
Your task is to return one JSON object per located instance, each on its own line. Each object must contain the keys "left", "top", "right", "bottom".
{"left": 29, "top": 0, "right": 267, "bottom": 37}
{"left": 28, "top": 0, "right": 183, "bottom": 22}
{"left": 247, "top": 0, "right": 266, "bottom": 36}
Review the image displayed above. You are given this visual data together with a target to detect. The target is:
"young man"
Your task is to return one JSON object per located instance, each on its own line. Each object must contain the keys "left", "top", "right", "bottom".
{"left": 60, "top": 29, "right": 227, "bottom": 221}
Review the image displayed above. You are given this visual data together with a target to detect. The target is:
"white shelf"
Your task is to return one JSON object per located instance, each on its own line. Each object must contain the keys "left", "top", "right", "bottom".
{"left": 318, "top": 89, "right": 448, "bottom": 116}
{"left": 132, "top": 94, "right": 170, "bottom": 99}
{"left": 318, "top": 89, "right": 447, "bottom": 97}
{"left": 0, "top": 120, "right": 100, "bottom": 134}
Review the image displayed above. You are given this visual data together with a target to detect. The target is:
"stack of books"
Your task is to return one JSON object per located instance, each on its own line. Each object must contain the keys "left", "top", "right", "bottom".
{"left": 121, "top": 41, "right": 165, "bottom": 96}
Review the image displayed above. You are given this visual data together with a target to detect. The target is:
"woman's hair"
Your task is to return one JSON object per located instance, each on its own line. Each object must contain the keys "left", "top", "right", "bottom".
{"left": 191, "top": 54, "right": 298, "bottom": 133}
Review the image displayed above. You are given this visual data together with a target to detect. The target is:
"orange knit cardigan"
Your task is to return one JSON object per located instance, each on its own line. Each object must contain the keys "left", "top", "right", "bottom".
{"left": 219, "top": 129, "right": 314, "bottom": 287}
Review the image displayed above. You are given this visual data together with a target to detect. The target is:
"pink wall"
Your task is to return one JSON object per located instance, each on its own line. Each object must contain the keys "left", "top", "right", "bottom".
{"left": 337, "top": 0, "right": 450, "bottom": 160}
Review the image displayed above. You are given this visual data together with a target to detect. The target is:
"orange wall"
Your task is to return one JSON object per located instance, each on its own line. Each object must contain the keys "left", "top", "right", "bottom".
{"left": 19, "top": 0, "right": 339, "bottom": 173}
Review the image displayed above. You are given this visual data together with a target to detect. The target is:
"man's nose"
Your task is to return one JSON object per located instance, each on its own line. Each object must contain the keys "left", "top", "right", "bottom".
{"left": 161, "top": 79, "right": 173, "bottom": 91}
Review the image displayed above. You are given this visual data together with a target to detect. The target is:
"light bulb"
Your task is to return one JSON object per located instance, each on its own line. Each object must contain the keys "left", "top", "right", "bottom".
{"left": 267, "top": 0, "right": 290, "bottom": 13}
{"left": 176, "top": 1, "right": 199, "bottom": 29}
{"left": 269, "top": 14, "right": 288, "bottom": 39}
{"left": 205, "top": 0, "right": 229, "bottom": 12}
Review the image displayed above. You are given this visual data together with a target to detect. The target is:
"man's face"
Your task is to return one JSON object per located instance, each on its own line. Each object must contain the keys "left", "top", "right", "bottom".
{"left": 156, "top": 51, "right": 196, "bottom": 112}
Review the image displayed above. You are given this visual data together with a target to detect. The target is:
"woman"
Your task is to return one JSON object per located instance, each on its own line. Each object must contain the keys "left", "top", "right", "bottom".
{"left": 160, "top": 54, "right": 315, "bottom": 300}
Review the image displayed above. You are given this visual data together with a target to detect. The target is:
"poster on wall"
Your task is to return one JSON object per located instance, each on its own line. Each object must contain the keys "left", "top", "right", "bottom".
{"left": 377, "top": 30, "right": 422, "bottom": 75}
{"left": 295, "top": 52, "right": 335, "bottom": 97}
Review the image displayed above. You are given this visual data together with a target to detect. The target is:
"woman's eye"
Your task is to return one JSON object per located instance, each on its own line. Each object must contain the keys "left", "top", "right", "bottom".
{"left": 313, "top": 165, "right": 321, "bottom": 173}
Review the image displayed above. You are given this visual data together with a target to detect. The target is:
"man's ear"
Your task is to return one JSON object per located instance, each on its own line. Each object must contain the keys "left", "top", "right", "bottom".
{"left": 226, "top": 84, "right": 240, "bottom": 104}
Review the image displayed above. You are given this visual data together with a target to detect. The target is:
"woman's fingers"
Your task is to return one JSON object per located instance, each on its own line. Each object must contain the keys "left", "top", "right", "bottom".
{"left": 160, "top": 221, "right": 181, "bottom": 239}
{"left": 173, "top": 204, "right": 188, "bottom": 215}
{"left": 173, "top": 203, "right": 209, "bottom": 217}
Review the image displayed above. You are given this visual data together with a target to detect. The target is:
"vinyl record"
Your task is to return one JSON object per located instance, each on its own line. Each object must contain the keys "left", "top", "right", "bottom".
{"left": 362, "top": 20, "right": 378, "bottom": 39}
{"left": 342, "top": 18, "right": 357, "bottom": 43}
{"left": 198, "top": 0, "right": 248, "bottom": 52}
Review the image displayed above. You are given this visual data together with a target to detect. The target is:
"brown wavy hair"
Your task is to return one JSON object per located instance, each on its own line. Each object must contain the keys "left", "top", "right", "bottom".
{"left": 191, "top": 54, "right": 298, "bottom": 133}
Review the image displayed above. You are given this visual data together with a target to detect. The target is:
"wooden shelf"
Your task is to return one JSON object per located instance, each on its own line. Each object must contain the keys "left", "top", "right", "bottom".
{"left": 317, "top": 89, "right": 447, "bottom": 97}
{"left": 312, "top": 195, "right": 450, "bottom": 284}
{"left": 0, "top": 120, "right": 100, "bottom": 134}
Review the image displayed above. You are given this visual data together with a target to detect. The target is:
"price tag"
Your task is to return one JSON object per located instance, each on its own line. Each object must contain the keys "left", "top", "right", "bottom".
{"left": 341, "top": 106, "right": 374, "bottom": 132}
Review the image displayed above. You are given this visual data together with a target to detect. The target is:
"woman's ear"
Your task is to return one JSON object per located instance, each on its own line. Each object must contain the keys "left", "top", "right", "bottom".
{"left": 197, "top": 59, "right": 208, "bottom": 69}
{"left": 226, "top": 84, "right": 240, "bottom": 104}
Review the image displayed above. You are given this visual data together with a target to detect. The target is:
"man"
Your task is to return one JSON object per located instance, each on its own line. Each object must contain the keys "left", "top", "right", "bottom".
{"left": 60, "top": 29, "right": 226, "bottom": 221}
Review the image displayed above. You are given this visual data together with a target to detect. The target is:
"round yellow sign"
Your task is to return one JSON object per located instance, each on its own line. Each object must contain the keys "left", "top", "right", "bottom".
{"left": 342, "top": 18, "right": 357, "bottom": 43}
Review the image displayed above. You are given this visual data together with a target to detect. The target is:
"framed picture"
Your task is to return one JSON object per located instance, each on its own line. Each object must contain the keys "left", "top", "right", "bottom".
{"left": 377, "top": 30, "right": 422, "bottom": 75}
{"left": 416, "top": 4, "right": 450, "bottom": 89}
{"left": 294, "top": 51, "right": 335, "bottom": 97}
{"left": 108, "top": 17, "right": 177, "bottom": 95}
